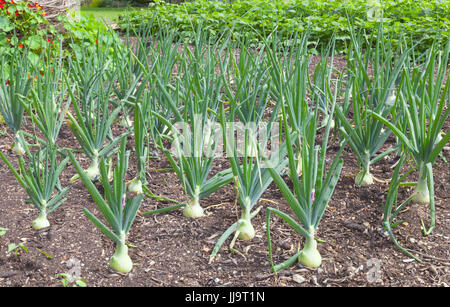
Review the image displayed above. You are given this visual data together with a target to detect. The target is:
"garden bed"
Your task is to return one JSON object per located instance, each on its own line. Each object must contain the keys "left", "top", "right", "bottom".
{"left": 1, "top": 0, "right": 449, "bottom": 287}
{"left": 0, "top": 52, "right": 448, "bottom": 287}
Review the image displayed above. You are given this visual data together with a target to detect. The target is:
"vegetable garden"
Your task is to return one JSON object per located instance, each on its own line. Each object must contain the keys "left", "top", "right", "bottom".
{"left": 0, "top": 0, "right": 449, "bottom": 287}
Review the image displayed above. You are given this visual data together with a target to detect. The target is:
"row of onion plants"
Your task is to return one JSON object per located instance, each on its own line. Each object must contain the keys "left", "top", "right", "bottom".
{"left": 0, "top": 21, "right": 448, "bottom": 274}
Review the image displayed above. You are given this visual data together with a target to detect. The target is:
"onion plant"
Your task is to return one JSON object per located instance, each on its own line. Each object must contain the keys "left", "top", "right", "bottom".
{"left": 66, "top": 34, "right": 112, "bottom": 117}
{"left": 128, "top": 24, "right": 182, "bottom": 149}
{"left": 128, "top": 89, "right": 151, "bottom": 195}
{"left": 335, "top": 25, "right": 410, "bottom": 186}
{"left": 265, "top": 64, "right": 344, "bottom": 269}
{"left": 209, "top": 102, "right": 288, "bottom": 263}
{"left": 310, "top": 32, "right": 338, "bottom": 129}
{"left": 266, "top": 34, "right": 311, "bottom": 177}
{"left": 151, "top": 33, "right": 233, "bottom": 218}
{"left": 0, "top": 145, "right": 70, "bottom": 230}
{"left": 380, "top": 154, "right": 421, "bottom": 262}
{"left": 219, "top": 39, "right": 273, "bottom": 157}
{"left": 143, "top": 30, "right": 181, "bottom": 146}
{"left": 147, "top": 77, "right": 180, "bottom": 146}
{"left": 369, "top": 41, "right": 450, "bottom": 235}
{"left": 220, "top": 40, "right": 270, "bottom": 124}
{"left": 68, "top": 139, "right": 143, "bottom": 274}
{"left": 406, "top": 40, "right": 449, "bottom": 159}
{"left": 114, "top": 17, "right": 179, "bottom": 131}
{"left": 208, "top": 40, "right": 284, "bottom": 260}
{"left": 115, "top": 24, "right": 181, "bottom": 194}
{"left": 153, "top": 108, "right": 233, "bottom": 218}
{"left": 109, "top": 30, "right": 149, "bottom": 129}
{"left": 65, "top": 64, "right": 129, "bottom": 182}
{"left": 0, "top": 50, "right": 33, "bottom": 155}
{"left": 20, "top": 45, "right": 69, "bottom": 148}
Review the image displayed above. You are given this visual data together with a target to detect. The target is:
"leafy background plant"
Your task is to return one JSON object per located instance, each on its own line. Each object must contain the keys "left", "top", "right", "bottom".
{"left": 118, "top": 0, "right": 450, "bottom": 52}
{"left": 0, "top": 0, "right": 59, "bottom": 58}
{"left": 58, "top": 10, "right": 125, "bottom": 60}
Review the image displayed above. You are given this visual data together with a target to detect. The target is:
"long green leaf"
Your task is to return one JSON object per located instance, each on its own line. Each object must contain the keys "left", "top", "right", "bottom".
{"left": 83, "top": 208, "right": 121, "bottom": 244}
{"left": 68, "top": 151, "right": 121, "bottom": 234}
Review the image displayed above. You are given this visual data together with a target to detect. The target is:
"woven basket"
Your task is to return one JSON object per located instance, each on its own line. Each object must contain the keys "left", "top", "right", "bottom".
{"left": 38, "top": 0, "right": 78, "bottom": 21}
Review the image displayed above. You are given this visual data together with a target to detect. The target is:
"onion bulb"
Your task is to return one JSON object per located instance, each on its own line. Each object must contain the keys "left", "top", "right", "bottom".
{"left": 109, "top": 243, "right": 133, "bottom": 274}
{"left": 119, "top": 115, "right": 133, "bottom": 128}
{"left": 237, "top": 218, "right": 255, "bottom": 241}
{"left": 12, "top": 137, "right": 25, "bottom": 155}
{"left": 85, "top": 160, "right": 100, "bottom": 180}
{"left": 298, "top": 236, "right": 322, "bottom": 268}
{"left": 183, "top": 199, "right": 204, "bottom": 218}
{"left": 355, "top": 169, "right": 374, "bottom": 186}
{"left": 183, "top": 186, "right": 204, "bottom": 218}
{"left": 128, "top": 178, "right": 143, "bottom": 194}
{"left": 412, "top": 178, "right": 430, "bottom": 204}
{"left": 237, "top": 198, "right": 255, "bottom": 240}
{"left": 32, "top": 212, "right": 50, "bottom": 230}
{"left": 70, "top": 160, "right": 100, "bottom": 182}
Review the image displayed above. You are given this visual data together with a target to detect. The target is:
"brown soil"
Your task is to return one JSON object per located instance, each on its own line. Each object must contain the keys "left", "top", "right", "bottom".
{"left": 0, "top": 54, "right": 449, "bottom": 288}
